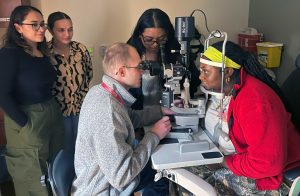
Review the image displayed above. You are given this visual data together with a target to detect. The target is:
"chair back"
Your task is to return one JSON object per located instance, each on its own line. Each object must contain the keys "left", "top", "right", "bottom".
{"left": 48, "top": 149, "right": 75, "bottom": 196}
{"left": 289, "top": 176, "right": 300, "bottom": 196}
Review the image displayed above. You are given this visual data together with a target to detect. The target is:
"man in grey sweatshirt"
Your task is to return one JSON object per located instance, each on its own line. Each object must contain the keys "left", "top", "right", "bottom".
{"left": 72, "top": 43, "right": 172, "bottom": 195}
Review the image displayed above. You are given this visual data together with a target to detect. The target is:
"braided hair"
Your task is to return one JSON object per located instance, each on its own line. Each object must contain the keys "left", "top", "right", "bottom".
{"left": 212, "top": 41, "right": 299, "bottom": 131}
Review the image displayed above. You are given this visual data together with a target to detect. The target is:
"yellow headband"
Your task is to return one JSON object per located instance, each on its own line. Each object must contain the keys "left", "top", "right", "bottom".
{"left": 202, "top": 46, "right": 241, "bottom": 69}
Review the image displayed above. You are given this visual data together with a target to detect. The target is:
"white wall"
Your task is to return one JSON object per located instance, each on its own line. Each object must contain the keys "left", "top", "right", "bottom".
{"left": 249, "top": 0, "right": 300, "bottom": 85}
{"left": 32, "top": 0, "right": 250, "bottom": 86}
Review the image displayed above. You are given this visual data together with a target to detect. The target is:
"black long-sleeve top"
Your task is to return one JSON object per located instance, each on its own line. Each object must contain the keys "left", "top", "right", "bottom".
{"left": 0, "top": 47, "right": 56, "bottom": 126}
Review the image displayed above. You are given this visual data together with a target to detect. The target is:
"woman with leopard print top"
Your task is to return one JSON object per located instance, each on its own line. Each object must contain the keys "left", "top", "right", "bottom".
{"left": 47, "top": 11, "right": 93, "bottom": 152}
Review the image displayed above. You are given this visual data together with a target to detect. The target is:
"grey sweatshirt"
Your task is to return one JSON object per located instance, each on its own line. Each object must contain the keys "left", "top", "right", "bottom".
{"left": 72, "top": 75, "right": 162, "bottom": 195}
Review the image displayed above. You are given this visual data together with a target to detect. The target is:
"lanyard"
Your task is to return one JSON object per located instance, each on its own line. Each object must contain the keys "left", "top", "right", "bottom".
{"left": 100, "top": 82, "right": 125, "bottom": 106}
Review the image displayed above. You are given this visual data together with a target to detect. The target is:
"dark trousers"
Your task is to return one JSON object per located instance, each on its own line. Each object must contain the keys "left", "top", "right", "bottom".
{"left": 133, "top": 161, "right": 169, "bottom": 196}
{"left": 63, "top": 115, "right": 79, "bottom": 152}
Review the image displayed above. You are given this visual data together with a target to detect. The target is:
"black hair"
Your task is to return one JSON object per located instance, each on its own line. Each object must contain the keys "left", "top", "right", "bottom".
{"left": 47, "top": 11, "right": 71, "bottom": 30}
{"left": 213, "top": 41, "right": 299, "bottom": 131}
{"left": 127, "top": 8, "right": 180, "bottom": 64}
{"left": 2, "top": 5, "right": 48, "bottom": 55}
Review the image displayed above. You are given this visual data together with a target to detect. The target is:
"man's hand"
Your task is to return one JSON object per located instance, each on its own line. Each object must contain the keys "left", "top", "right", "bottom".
{"left": 151, "top": 116, "right": 171, "bottom": 140}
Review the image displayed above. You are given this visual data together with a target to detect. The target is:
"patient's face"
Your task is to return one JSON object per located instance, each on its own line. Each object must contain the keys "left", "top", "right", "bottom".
{"left": 199, "top": 62, "right": 222, "bottom": 91}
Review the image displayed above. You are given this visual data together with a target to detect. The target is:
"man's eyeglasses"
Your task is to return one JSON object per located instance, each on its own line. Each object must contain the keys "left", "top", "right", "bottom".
{"left": 123, "top": 63, "right": 144, "bottom": 70}
{"left": 141, "top": 34, "right": 168, "bottom": 45}
{"left": 21, "top": 22, "right": 48, "bottom": 31}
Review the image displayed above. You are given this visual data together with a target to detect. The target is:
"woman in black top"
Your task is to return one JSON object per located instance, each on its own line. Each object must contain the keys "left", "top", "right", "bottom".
{"left": 127, "top": 8, "right": 201, "bottom": 110}
{"left": 127, "top": 8, "right": 201, "bottom": 196}
{"left": 0, "top": 5, "right": 64, "bottom": 196}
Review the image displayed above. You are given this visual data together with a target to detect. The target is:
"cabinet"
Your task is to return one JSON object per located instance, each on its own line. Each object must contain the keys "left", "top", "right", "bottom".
{"left": 0, "top": 0, "right": 30, "bottom": 28}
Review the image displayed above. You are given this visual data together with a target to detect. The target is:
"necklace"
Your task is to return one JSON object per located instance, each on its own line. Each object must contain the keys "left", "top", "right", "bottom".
{"left": 53, "top": 43, "right": 70, "bottom": 60}
{"left": 58, "top": 50, "right": 70, "bottom": 60}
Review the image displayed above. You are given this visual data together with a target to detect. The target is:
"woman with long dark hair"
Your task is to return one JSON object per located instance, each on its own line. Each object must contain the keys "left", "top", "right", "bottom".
{"left": 127, "top": 8, "right": 200, "bottom": 110}
{"left": 0, "top": 5, "right": 64, "bottom": 195}
{"left": 127, "top": 8, "right": 201, "bottom": 196}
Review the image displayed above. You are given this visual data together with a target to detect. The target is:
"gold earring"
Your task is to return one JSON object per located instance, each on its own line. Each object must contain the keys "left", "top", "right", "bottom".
{"left": 226, "top": 77, "right": 230, "bottom": 84}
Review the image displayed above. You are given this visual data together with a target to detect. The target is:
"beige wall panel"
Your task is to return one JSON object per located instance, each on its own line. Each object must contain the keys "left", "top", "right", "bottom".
{"left": 29, "top": 0, "right": 249, "bottom": 86}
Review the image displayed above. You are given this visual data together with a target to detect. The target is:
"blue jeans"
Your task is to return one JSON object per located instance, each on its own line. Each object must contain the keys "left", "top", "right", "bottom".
{"left": 134, "top": 161, "right": 169, "bottom": 196}
{"left": 63, "top": 115, "right": 79, "bottom": 152}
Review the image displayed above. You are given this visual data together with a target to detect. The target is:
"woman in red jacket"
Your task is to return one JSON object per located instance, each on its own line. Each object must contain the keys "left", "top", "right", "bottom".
{"left": 198, "top": 41, "right": 300, "bottom": 195}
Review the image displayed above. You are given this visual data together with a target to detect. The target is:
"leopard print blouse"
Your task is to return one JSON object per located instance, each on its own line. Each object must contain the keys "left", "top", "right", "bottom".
{"left": 48, "top": 40, "right": 93, "bottom": 116}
